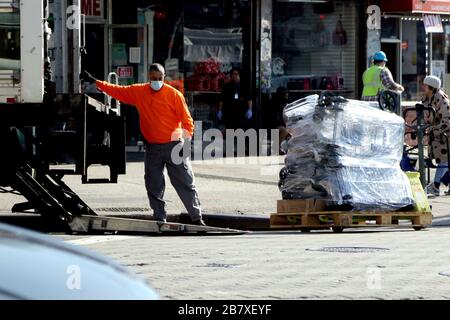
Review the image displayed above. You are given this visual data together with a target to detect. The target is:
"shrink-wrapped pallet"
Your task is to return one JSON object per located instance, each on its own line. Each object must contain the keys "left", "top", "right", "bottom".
{"left": 279, "top": 94, "right": 414, "bottom": 211}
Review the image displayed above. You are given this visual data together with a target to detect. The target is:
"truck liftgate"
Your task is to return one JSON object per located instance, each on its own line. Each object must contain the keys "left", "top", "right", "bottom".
{"left": 0, "top": 0, "right": 241, "bottom": 235}
{"left": 0, "top": 94, "right": 242, "bottom": 235}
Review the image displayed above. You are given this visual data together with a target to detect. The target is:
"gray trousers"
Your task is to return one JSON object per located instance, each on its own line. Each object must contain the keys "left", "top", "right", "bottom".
{"left": 144, "top": 141, "right": 202, "bottom": 222}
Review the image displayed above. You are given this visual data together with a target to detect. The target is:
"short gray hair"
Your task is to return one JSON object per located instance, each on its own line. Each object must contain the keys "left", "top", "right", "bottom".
{"left": 148, "top": 63, "right": 165, "bottom": 75}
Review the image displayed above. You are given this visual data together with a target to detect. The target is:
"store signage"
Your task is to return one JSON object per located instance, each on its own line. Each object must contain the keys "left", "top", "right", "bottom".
{"left": 81, "top": 0, "right": 103, "bottom": 19}
{"left": 381, "top": 0, "right": 450, "bottom": 15}
{"left": 117, "top": 66, "right": 133, "bottom": 78}
{"left": 423, "top": 14, "right": 443, "bottom": 33}
{"left": 413, "top": 0, "right": 450, "bottom": 14}
{"left": 129, "top": 47, "right": 141, "bottom": 64}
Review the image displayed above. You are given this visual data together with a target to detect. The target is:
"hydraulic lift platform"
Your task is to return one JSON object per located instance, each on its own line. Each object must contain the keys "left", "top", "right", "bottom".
{"left": 6, "top": 162, "right": 245, "bottom": 236}
{"left": 5, "top": 164, "right": 244, "bottom": 236}
{"left": 0, "top": 0, "right": 243, "bottom": 236}
{"left": 0, "top": 96, "right": 244, "bottom": 236}
{"left": 69, "top": 215, "right": 245, "bottom": 235}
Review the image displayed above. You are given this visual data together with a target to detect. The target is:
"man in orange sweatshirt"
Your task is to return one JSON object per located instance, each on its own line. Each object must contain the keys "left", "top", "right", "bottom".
{"left": 81, "top": 63, "right": 204, "bottom": 226}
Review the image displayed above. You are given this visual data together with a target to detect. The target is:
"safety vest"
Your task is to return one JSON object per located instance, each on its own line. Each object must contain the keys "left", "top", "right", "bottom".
{"left": 362, "top": 65, "right": 386, "bottom": 97}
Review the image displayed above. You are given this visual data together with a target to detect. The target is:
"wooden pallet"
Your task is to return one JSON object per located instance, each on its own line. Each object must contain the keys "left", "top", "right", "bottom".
{"left": 271, "top": 200, "right": 433, "bottom": 232}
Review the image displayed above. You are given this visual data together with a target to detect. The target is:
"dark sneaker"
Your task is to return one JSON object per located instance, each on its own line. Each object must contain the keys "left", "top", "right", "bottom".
{"left": 425, "top": 183, "right": 440, "bottom": 197}
{"left": 191, "top": 219, "right": 206, "bottom": 226}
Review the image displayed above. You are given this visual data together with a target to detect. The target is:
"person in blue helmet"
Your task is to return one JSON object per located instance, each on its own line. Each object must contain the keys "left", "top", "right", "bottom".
{"left": 361, "top": 51, "right": 404, "bottom": 101}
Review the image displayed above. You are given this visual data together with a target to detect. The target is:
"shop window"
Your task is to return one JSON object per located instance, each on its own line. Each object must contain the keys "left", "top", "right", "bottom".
{"left": 401, "top": 20, "right": 426, "bottom": 101}
{"left": 110, "top": 0, "right": 184, "bottom": 144}
{"left": 432, "top": 33, "right": 445, "bottom": 61}
{"left": 0, "top": 8, "right": 20, "bottom": 82}
{"left": 183, "top": 0, "right": 250, "bottom": 129}
{"left": 272, "top": 0, "right": 358, "bottom": 99}
{"left": 148, "top": 3, "right": 184, "bottom": 76}
{"left": 112, "top": 0, "right": 138, "bottom": 24}
{"left": 0, "top": 15, "right": 20, "bottom": 61}
{"left": 381, "top": 17, "right": 399, "bottom": 40}
{"left": 184, "top": 0, "right": 247, "bottom": 81}
{"left": 431, "top": 32, "right": 446, "bottom": 93}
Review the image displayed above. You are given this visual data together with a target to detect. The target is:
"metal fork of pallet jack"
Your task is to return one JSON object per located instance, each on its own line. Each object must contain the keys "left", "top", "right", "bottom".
{"left": 10, "top": 165, "right": 244, "bottom": 235}
{"left": 2, "top": 113, "right": 243, "bottom": 235}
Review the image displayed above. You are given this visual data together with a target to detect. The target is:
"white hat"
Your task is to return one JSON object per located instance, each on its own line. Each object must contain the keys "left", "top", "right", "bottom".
{"left": 424, "top": 75, "right": 441, "bottom": 89}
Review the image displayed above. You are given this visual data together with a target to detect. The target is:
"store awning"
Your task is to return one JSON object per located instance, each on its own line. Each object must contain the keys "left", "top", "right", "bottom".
{"left": 381, "top": 0, "right": 450, "bottom": 15}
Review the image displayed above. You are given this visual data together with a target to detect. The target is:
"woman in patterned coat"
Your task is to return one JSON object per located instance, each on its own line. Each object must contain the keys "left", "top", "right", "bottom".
{"left": 422, "top": 75, "right": 450, "bottom": 196}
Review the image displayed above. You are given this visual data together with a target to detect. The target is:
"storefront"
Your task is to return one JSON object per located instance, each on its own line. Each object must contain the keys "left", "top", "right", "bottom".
{"left": 271, "top": 1, "right": 360, "bottom": 97}
{"left": 380, "top": 0, "right": 450, "bottom": 101}
{"left": 80, "top": 0, "right": 251, "bottom": 143}
{"left": 265, "top": 0, "right": 362, "bottom": 128}
{"left": 80, "top": 0, "right": 363, "bottom": 144}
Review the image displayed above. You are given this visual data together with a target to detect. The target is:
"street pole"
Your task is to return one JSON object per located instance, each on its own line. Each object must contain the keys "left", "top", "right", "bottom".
{"left": 416, "top": 103, "right": 426, "bottom": 188}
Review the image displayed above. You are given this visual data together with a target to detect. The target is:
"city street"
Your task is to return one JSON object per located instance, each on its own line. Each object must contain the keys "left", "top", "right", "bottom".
{"left": 60, "top": 227, "right": 450, "bottom": 300}
{"left": 3, "top": 0, "right": 450, "bottom": 304}
{"left": 1, "top": 155, "right": 449, "bottom": 299}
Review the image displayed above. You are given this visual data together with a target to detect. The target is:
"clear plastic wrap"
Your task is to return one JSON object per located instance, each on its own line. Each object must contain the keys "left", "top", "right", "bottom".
{"left": 279, "top": 94, "right": 415, "bottom": 211}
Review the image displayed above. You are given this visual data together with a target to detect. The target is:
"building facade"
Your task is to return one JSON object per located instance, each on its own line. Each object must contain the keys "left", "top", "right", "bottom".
{"left": 377, "top": 0, "right": 450, "bottom": 102}
{"left": 79, "top": 0, "right": 438, "bottom": 144}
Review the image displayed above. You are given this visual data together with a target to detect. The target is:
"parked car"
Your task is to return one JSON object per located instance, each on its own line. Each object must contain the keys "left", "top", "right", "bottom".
{"left": 0, "top": 222, "right": 158, "bottom": 299}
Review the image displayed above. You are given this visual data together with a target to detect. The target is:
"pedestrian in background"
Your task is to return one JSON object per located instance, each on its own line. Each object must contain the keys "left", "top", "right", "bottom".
{"left": 218, "top": 68, "right": 253, "bottom": 130}
{"left": 421, "top": 75, "right": 450, "bottom": 197}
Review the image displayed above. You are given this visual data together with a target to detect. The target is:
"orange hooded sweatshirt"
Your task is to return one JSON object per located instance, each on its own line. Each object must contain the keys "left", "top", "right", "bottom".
{"left": 96, "top": 81, "right": 194, "bottom": 144}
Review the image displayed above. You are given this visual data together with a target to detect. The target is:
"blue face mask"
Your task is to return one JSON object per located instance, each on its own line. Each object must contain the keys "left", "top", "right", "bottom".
{"left": 150, "top": 81, "right": 164, "bottom": 91}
